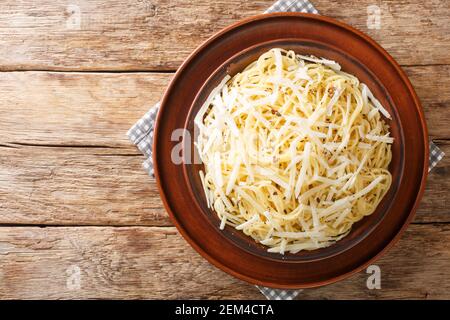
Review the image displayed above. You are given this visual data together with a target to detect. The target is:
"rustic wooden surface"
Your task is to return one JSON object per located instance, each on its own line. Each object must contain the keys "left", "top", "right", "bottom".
{"left": 0, "top": 0, "right": 449, "bottom": 299}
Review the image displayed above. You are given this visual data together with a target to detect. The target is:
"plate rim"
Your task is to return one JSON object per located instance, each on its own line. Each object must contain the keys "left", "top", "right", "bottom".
{"left": 153, "top": 12, "right": 429, "bottom": 288}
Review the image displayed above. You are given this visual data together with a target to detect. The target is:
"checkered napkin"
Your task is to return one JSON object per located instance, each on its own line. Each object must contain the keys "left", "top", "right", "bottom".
{"left": 127, "top": 0, "right": 445, "bottom": 300}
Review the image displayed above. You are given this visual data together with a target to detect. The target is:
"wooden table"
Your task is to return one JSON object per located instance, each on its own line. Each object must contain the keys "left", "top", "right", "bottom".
{"left": 0, "top": 0, "right": 449, "bottom": 299}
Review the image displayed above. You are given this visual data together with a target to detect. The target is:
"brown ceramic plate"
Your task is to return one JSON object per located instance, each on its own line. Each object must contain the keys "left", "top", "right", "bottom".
{"left": 153, "top": 13, "right": 428, "bottom": 288}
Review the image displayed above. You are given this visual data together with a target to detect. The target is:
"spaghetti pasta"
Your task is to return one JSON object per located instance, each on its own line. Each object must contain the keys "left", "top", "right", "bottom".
{"left": 194, "top": 48, "right": 393, "bottom": 254}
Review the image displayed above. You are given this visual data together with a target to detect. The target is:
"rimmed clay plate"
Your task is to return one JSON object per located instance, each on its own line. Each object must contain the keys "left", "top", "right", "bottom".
{"left": 153, "top": 13, "right": 428, "bottom": 288}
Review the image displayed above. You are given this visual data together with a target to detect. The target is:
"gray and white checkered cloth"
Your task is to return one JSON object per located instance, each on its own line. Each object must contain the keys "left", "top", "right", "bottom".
{"left": 127, "top": 0, "right": 445, "bottom": 300}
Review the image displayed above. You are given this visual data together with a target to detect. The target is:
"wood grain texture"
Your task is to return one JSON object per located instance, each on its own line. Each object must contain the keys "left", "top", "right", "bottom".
{"left": 0, "top": 141, "right": 448, "bottom": 226}
{"left": 0, "top": 146, "right": 169, "bottom": 226}
{"left": 406, "top": 65, "right": 450, "bottom": 139}
{"left": 0, "top": 0, "right": 448, "bottom": 71}
{"left": 0, "top": 71, "right": 171, "bottom": 147}
{"left": 0, "top": 66, "right": 448, "bottom": 149}
{"left": 0, "top": 224, "right": 449, "bottom": 299}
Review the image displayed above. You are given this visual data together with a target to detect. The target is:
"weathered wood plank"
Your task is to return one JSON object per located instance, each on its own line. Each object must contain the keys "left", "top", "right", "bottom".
{"left": 0, "top": 71, "right": 171, "bottom": 148}
{"left": 0, "top": 226, "right": 260, "bottom": 299}
{"left": 0, "top": 224, "right": 449, "bottom": 299}
{"left": 0, "top": 0, "right": 448, "bottom": 71}
{"left": 405, "top": 66, "right": 450, "bottom": 139}
{"left": 0, "top": 66, "right": 448, "bottom": 150}
{"left": 0, "top": 141, "right": 448, "bottom": 226}
{"left": 0, "top": 146, "right": 170, "bottom": 226}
